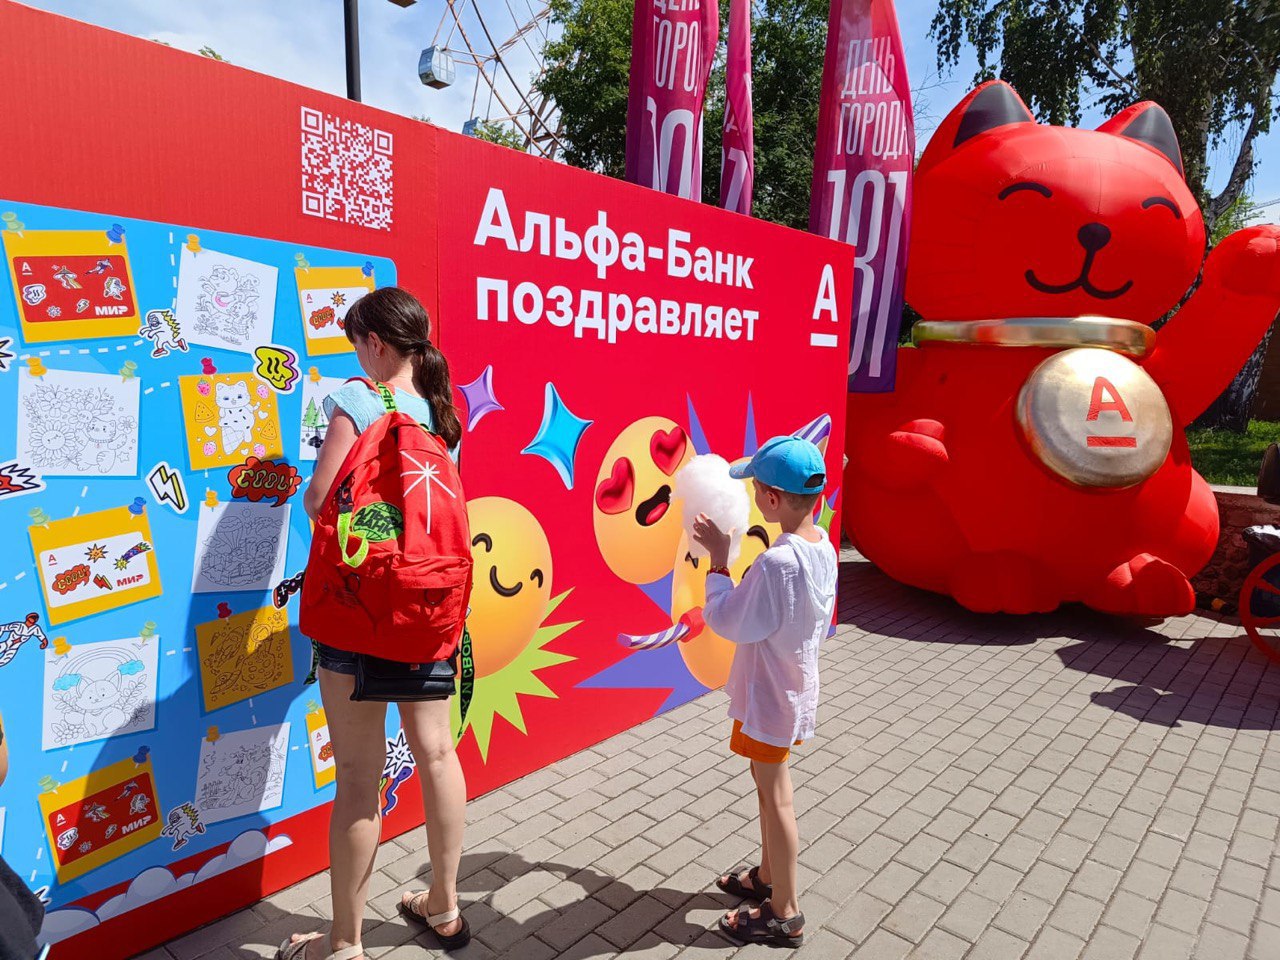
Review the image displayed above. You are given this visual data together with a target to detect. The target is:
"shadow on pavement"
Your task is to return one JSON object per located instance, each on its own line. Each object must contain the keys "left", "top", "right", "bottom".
{"left": 837, "top": 555, "right": 1280, "bottom": 731}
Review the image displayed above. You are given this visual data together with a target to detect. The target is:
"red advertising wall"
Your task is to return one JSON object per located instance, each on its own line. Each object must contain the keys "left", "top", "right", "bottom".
{"left": 0, "top": 4, "right": 853, "bottom": 957}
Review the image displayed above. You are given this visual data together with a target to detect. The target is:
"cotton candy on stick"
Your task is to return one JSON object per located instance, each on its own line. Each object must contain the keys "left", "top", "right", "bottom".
{"left": 676, "top": 454, "right": 749, "bottom": 563}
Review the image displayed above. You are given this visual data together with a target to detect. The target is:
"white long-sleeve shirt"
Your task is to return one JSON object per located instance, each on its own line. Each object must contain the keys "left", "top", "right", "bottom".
{"left": 703, "top": 532, "right": 838, "bottom": 747}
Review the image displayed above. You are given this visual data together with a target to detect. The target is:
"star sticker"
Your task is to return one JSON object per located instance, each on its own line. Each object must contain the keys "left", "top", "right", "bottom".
{"left": 401, "top": 450, "right": 458, "bottom": 533}
{"left": 816, "top": 493, "right": 838, "bottom": 533}
{"left": 331, "top": 291, "right": 347, "bottom": 307}
{"left": 459, "top": 365, "right": 503, "bottom": 431}
{"left": 522, "top": 383, "right": 592, "bottom": 489}
{"left": 85, "top": 543, "right": 108, "bottom": 562}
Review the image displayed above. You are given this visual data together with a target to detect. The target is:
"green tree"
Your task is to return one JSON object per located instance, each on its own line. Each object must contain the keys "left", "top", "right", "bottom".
{"left": 930, "top": 0, "right": 1280, "bottom": 234}
{"left": 538, "top": 0, "right": 636, "bottom": 178}
{"left": 537, "top": 0, "right": 831, "bottom": 228}
{"left": 473, "top": 121, "right": 528, "bottom": 151}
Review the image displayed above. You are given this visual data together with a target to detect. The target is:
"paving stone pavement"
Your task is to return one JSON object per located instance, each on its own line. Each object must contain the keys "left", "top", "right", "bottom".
{"left": 148, "top": 549, "right": 1280, "bottom": 960}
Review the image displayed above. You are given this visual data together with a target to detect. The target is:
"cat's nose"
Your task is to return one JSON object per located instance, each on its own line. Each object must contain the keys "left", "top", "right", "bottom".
{"left": 1077, "top": 222, "right": 1111, "bottom": 253}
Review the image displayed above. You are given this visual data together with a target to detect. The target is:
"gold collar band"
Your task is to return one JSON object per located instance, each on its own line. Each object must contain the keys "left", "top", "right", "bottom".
{"left": 911, "top": 317, "right": 1155, "bottom": 358}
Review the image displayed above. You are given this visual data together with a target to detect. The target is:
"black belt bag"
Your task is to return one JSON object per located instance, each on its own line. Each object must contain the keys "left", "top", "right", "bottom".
{"left": 350, "top": 651, "right": 458, "bottom": 703}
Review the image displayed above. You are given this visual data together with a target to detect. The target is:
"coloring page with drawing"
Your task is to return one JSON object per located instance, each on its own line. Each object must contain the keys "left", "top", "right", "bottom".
{"left": 298, "top": 374, "right": 345, "bottom": 461}
{"left": 191, "top": 501, "right": 290, "bottom": 593}
{"left": 178, "top": 372, "right": 283, "bottom": 471}
{"left": 41, "top": 636, "right": 159, "bottom": 751}
{"left": 195, "top": 605, "right": 293, "bottom": 712}
{"left": 194, "top": 723, "right": 290, "bottom": 824}
{"left": 16, "top": 367, "right": 141, "bottom": 477}
{"left": 176, "top": 246, "right": 278, "bottom": 353}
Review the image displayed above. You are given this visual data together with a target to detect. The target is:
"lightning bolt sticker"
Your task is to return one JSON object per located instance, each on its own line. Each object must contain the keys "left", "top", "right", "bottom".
{"left": 0, "top": 459, "right": 44, "bottom": 499}
{"left": 146, "top": 461, "right": 189, "bottom": 514}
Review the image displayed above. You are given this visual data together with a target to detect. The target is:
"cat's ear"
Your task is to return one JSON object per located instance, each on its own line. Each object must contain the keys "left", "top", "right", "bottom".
{"left": 1098, "top": 102, "right": 1185, "bottom": 178}
{"left": 918, "top": 80, "right": 1035, "bottom": 175}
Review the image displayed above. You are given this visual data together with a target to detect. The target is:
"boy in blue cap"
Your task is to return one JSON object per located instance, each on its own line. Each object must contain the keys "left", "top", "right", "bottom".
{"left": 692, "top": 435, "right": 838, "bottom": 948}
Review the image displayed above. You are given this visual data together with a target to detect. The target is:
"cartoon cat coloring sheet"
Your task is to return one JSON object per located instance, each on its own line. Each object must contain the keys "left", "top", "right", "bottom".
{"left": 42, "top": 636, "right": 159, "bottom": 750}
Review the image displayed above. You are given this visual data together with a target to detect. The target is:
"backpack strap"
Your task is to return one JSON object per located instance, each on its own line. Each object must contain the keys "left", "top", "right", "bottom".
{"left": 346, "top": 376, "right": 399, "bottom": 414}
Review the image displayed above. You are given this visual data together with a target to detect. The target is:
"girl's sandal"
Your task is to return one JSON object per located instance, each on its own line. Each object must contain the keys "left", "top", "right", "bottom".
{"left": 715, "top": 865, "right": 773, "bottom": 902}
{"left": 398, "top": 889, "right": 472, "bottom": 950}
{"left": 275, "top": 933, "right": 365, "bottom": 960}
{"left": 718, "top": 899, "right": 805, "bottom": 948}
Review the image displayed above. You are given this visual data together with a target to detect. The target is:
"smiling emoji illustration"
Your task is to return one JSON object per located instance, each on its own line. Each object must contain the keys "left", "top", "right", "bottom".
{"left": 669, "top": 473, "right": 781, "bottom": 688}
{"left": 593, "top": 417, "right": 693, "bottom": 584}
{"left": 466, "top": 497, "right": 553, "bottom": 678}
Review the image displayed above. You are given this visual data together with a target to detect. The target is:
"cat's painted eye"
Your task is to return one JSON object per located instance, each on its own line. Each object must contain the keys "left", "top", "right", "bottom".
{"left": 1142, "top": 196, "right": 1182, "bottom": 219}
{"left": 998, "top": 181, "right": 1052, "bottom": 200}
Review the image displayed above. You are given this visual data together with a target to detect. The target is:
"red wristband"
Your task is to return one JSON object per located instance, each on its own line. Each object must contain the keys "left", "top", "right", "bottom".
{"left": 707, "top": 564, "right": 731, "bottom": 578}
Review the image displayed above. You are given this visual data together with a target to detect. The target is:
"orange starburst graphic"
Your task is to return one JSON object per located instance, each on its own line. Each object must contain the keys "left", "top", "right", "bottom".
{"left": 85, "top": 543, "right": 108, "bottom": 562}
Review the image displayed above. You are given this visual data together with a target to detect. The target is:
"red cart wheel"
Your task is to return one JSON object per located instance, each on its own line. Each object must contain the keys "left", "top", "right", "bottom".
{"left": 1239, "top": 551, "right": 1280, "bottom": 664}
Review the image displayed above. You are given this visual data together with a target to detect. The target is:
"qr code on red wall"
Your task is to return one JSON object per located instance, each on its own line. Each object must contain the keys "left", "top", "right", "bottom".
{"left": 300, "top": 106, "right": 394, "bottom": 231}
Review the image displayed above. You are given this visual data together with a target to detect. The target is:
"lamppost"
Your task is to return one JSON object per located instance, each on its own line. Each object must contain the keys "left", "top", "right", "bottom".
{"left": 345, "top": 0, "right": 418, "bottom": 102}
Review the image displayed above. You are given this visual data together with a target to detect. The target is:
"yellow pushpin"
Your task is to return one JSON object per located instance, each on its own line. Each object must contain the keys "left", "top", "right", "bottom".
{"left": 205, "top": 488, "right": 219, "bottom": 508}
{"left": 52, "top": 636, "right": 71, "bottom": 656}
{"left": 120, "top": 360, "right": 137, "bottom": 381}
{"left": 26, "top": 356, "right": 46, "bottom": 378}
{"left": 186, "top": 234, "right": 202, "bottom": 254}
{"left": 308, "top": 366, "right": 322, "bottom": 384}
{"left": 206, "top": 726, "right": 220, "bottom": 743}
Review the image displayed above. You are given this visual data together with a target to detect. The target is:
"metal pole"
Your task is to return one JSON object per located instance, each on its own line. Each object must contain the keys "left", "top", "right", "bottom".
{"left": 344, "top": 0, "right": 361, "bottom": 101}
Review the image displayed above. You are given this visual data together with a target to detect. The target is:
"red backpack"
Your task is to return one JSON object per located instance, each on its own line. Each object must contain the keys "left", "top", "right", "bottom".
{"left": 299, "top": 379, "right": 472, "bottom": 663}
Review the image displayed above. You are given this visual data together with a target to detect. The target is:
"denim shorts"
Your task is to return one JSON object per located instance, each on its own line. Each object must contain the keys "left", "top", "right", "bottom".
{"left": 314, "top": 640, "right": 359, "bottom": 676}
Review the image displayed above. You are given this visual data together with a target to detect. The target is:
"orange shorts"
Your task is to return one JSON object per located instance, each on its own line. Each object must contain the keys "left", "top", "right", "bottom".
{"left": 729, "top": 720, "right": 803, "bottom": 764}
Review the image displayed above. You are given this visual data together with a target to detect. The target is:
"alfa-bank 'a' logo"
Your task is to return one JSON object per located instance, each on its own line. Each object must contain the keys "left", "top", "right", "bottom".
{"left": 810, "top": 264, "right": 841, "bottom": 349}
{"left": 1085, "top": 376, "right": 1136, "bottom": 448}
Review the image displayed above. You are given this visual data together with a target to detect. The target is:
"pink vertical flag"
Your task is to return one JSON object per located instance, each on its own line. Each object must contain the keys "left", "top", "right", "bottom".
{"left": 626, "top": 0, "right": 720, "bottom": 200}
{"left": 809, "top": 0, "right": 915, "bottom": 392}
{"left": 720, "top": 0, "right": 754, "bottom": 214}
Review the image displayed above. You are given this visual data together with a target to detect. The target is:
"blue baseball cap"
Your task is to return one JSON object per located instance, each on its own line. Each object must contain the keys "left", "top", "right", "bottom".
{"left": 730, "top": 435, "right": 827, "bottom": 495}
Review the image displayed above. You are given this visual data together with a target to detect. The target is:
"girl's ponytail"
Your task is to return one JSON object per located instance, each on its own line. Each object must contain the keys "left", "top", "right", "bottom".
{"left": 413, "top": 341, "right": 463, "bottom": 449}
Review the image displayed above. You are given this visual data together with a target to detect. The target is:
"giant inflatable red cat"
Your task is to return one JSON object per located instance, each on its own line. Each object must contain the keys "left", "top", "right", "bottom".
{"left": 845, "top": 81, "right": 1280, "bottom": 616}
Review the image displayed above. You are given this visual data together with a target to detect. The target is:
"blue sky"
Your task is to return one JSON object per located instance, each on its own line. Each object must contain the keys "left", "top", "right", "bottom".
{"left": 23, "top": 0, "right": 1280, "bottom": 218}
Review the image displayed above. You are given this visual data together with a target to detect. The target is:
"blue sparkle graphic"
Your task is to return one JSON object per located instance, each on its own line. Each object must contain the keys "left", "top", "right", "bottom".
{"left": 522, "top": 382, "right": 592, "bottom": 489}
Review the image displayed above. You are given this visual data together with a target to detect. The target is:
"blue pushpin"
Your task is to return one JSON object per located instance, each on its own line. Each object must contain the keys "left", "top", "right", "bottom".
{"left": 361, "top": 261, "right": 375, "bottom": 278}
{"left": 106, "top": 223, "right": 125, "bottom": 244}
{"left": 128, "top": 497, "right": 146, "bottom": 516}
{"left": 133, "top": 745, "right": 150, "bottom": 766}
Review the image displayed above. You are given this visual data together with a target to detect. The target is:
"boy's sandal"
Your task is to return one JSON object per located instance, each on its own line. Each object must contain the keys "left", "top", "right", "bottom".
{"left": 715, "top": 865, "right": 773, "bottom": 901}
{"left": 275, "top": 933, "right": 365, "bottom": 960}
{"left": 718, "top": 900, "right": 805, "bottom": 948}
{"left": 398, "top": 889, "right": 472, "bottom": 950}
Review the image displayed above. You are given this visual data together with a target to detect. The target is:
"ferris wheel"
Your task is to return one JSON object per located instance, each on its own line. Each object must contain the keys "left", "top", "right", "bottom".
{"left": 417, "top": 0, "right": 565, "bottom": 159}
